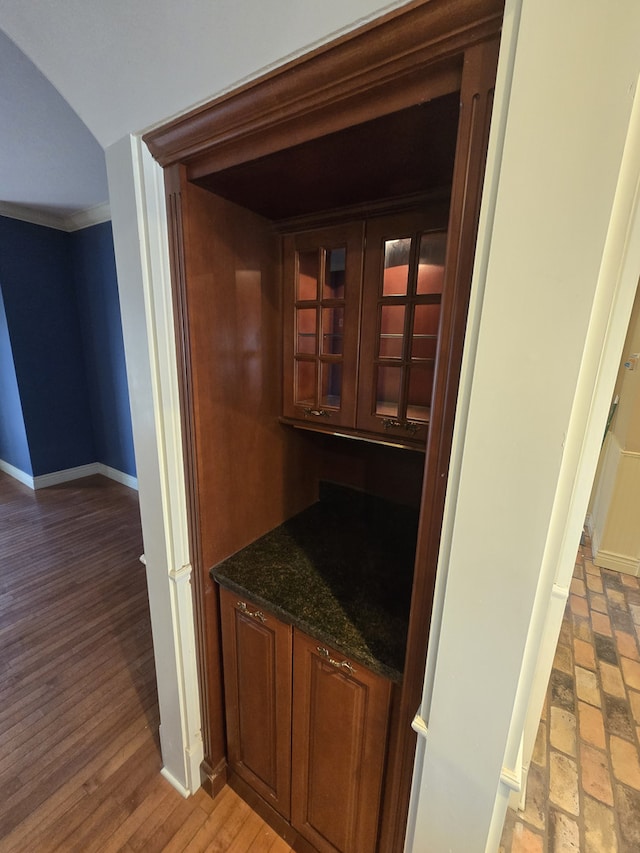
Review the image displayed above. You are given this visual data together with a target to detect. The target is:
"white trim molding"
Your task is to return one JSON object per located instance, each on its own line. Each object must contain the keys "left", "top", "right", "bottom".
{"left": 551, "top": 583, "right": 569, "bottom": 601}
{"left": 490, "top": 65, "right": 640, "bottom": 852}
{"left": 592, "top": 440, "right": 640, "bottom": 575}
{"left": 499, "top": 766, "right": 521, "bottom": 794}
{"left": 0, "top": 458, "right": 35, "bottom": 488}
{"left": 593, "top": 548, "right": 639, "bottom": 576}
{"left": 584, "top": 512, "right": 594, "bottom": 540}
{"left": 65, "top": 202, "right": 112, "bottom": 232}
{"left": 33, "top": 463, "right": 102, "bottom": 488}
{"left": 98, "top": 464, "right": 138, "bottom": 490}
{"left": 411, "top": 713, "right": 428, "bottom": 740}
{"left": 160, "top": 766, "right": 190, "bottom": 799}
{"left": 410, "top": 708, "right": 525, "bottom": 799}
{"left": 0, "top": 201, "right": 111, "bottom": 232}
{"left": 0, "top": 459, "right": 137, "bottom": 490}
{"left": 106, "top": 133, "right": 204, "bottom": 796}
{"left": 168, "top": 561, "right": 205, "bottom": 792}
{"left": 136, "top": 132, "right": 205, "bottom": 793}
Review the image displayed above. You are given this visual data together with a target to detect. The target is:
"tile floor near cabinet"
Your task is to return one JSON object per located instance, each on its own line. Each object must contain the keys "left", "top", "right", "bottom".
{"left": 500, "top": 542, "right": 640, "bottom": 853}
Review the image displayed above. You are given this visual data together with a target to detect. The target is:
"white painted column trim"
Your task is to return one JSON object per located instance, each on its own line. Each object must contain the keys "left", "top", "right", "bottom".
{"left": 165, "top": 561, "right": 204, "bottom": 795}
{"left": 134, "top": 135, "right": 204, "bottom": 794}
{"left": 403, "top": 2, "right": 524, "bottom": 850}
{"left": 411, "top": 712, "right": 428, "bottom": 739}
{"left": 107, "top": 134, "right": 203, "bottom": 796}
{"left": 499, "top": 766, "right": 521, "bottom": 794}
{"left": 487, "top": 68, "right": 640, "bottom": 849}
{"left": 405, "top": 5, "right": 640, "bottom": 849}
{"left": 410, "top": 712, "right": 522, "bottom": 798}
{"left": 412, "top": 0, "right": 524, "bottom": 734}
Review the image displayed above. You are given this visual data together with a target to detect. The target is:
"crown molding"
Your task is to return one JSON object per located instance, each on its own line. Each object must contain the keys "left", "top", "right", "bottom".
{"left": 0, "top": 200, "right": 110, "bottom": 232}
{"left": 65, "top": 202, "right": 112, "bottom": 231}
{"left": 144, "top": 0, "right": 503, "bottom": 173}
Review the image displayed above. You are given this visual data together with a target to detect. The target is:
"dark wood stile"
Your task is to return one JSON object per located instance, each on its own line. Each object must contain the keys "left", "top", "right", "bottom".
{"left": 377, "top": 35, "right": 500, "bottom": 852}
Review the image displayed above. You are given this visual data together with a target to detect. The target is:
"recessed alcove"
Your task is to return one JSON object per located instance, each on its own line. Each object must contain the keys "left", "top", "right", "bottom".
{"left": 192, "top": 93, "right": 460, "bottom": 221}
{"left": 144, "top": 2, "right": 503, "bottom": 848}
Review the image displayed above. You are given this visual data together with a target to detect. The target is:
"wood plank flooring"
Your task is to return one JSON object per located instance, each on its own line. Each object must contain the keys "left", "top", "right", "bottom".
{"left": 0, "top": 472, "right": 292, "bottom": 852}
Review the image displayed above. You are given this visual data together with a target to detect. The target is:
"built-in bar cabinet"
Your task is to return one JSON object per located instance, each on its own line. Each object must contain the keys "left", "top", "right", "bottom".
{"left": 144, "top": 2, "right": 504, "bottom": 850}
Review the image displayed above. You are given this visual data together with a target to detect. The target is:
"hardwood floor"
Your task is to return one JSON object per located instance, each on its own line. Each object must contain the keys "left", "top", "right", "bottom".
{"left": 0, "top": 472, "right": 292, "bottom": 852}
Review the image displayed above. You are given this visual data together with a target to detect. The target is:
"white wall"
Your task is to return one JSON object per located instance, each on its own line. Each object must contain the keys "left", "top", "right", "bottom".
{"left": 409, "top": 2, "right": 640, "bottom": 850}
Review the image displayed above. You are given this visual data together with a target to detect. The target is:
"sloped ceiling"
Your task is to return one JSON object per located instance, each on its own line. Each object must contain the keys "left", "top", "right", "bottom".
{"left": 0, "top": 29, "right": 108, "bottom": 221}
{"left": 0, "top": 0, "right": 406, "bottom": 224}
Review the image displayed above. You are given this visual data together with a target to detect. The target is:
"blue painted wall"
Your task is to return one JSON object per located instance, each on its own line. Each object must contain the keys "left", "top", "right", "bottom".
{"left": 72, "top": 222, "right": 136, "bottom": 477}
{"left": 0, "top": 215, "right": 135, "bottom": 479}
{"left": 0, "top": 289, "right": 32, "bottom": 474}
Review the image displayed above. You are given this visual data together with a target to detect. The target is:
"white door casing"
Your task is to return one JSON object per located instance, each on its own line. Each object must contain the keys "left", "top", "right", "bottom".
{"left": 106, "top": 134, "right": 204, "bottom": 796}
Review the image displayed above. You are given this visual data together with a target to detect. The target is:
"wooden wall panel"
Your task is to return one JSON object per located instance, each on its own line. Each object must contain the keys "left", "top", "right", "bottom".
{"left": 315, "top": 434, "right": 424, "bottom": 510}
{"left": 168, "top": 171, "right": 318, "bottom": 788}
{"left": 181, "top": 181, "right": 318, "bottom": 570}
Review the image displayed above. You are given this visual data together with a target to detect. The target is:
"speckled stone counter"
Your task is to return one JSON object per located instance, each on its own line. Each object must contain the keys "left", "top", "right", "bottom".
{"left": 211, "top": 483, "right": 418, "bottom": 682}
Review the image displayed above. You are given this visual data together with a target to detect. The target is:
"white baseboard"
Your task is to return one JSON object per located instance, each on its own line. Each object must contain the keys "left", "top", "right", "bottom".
{"left": 98, "top": 464, "right": 138, "bottom": 490}
{"left": 584, "top": 513, "right": 593, "bottom": 538}
{"left": 591, "top": 526, "right": 601, "bottom": 561}
{"left": 33, "top": 463, "right": 102, "bottom": 489}
{"left": 0, "top": 458, "right": 36, "bottom": 488}
{"left": 160, "top": 766, "right": 191, "bottom": 799}
{"left": 1, "top": 459, "right": 138, "bottom": 491}
{"left": 594, "top": 547, "right": 640, "bottom": 576}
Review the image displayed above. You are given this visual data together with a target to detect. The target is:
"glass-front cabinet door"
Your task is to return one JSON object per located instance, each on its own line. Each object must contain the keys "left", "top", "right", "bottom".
{"left": 282, "top": 223, "right": 364, "bottom": 429}
{"left": 356, "top": 212, "right": 447, "bottom": 444}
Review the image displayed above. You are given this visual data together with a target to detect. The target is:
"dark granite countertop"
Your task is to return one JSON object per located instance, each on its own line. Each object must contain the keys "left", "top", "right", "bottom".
{"left": 210, "top": 483, "right": 418, "bottom": 682}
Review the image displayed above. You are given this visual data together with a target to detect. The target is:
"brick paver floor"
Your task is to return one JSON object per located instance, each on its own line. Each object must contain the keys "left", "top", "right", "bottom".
{"left": 500, "top": 540, "right": 640, "bottom": 852}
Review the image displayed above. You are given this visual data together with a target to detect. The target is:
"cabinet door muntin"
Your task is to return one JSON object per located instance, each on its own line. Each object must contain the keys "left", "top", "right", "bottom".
{"left": 286, "top": 222, "right": 364, "bottom": 428}
{"left": 373, "top": 226, "right": 445, "bottom": 428}
{"left": 293, "top": 243, "right": 346, "bottom": 414}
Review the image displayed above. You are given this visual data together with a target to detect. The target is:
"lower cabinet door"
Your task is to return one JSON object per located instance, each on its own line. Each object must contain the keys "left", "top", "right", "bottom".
{"left": 291, "top": 629, "right": 392, "bottom": 853}
{"left": 218, "top": 586, "right": 292, "bottom": 819}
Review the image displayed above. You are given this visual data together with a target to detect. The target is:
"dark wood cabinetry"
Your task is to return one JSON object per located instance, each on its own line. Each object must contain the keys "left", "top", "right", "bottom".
{"left": 282, "top": 222, "right": 364, "bottom": 431}
{"left": 292, "top": 631, "right": 392, "bottom": 853}
{"left": 357, "top": 210, "right": 447, "bottom": 444}
{"left": 282, "top": 208, "right": 449, "bottom": 448}
{"left": 146, "top": 2, "right": 503, "bottom": 850}
{"left": 219, "top": 588, "right": 392, "bottom": 853}
{"left": 218, "top": 586, "right": 292, "bottom": 819}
